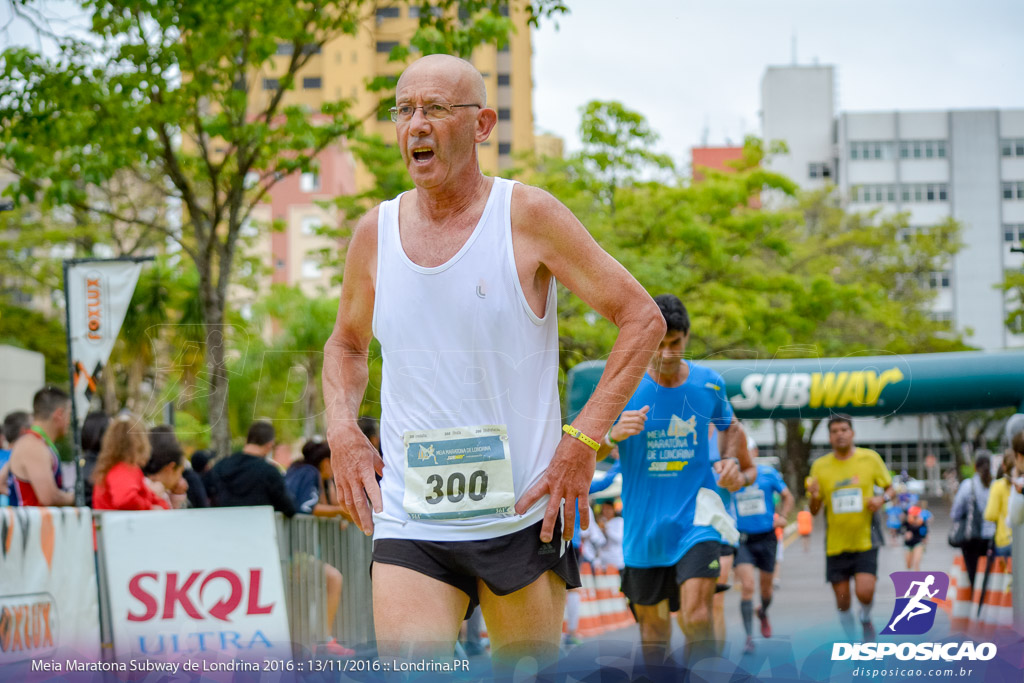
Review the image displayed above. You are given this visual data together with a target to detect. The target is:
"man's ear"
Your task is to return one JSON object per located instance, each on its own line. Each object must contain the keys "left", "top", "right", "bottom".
{"left": 475, "top": 107, "right": 497, "bottom": 143}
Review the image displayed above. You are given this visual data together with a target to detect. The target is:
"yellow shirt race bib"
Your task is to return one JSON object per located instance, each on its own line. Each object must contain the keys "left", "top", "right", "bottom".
{"left": 810, "top": 448, "right": 892, "bottom": 556}
{"left": 831, "top": 487, "right": 864, "bottom": 514}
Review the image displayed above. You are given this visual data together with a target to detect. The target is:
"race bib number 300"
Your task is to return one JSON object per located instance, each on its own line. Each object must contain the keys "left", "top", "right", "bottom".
{"left": 402, "top": 425, "right": 516, "bottom": 521}
{"left": 831, "top": 487, "right": 864, "bottom": 514}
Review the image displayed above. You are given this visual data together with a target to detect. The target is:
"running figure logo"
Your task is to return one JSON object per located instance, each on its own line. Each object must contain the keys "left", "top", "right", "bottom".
{"left": 881, "top": 571, "right": 949, "bottom": 635}
{"left": 417, "top": 444, "right": 437, "bottom": 465}
{"left": 667, "top": 415, "right": 698, "bottom": 440}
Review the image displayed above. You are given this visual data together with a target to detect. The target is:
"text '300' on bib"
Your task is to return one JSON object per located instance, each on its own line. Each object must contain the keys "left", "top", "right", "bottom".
{"left": 402, "top": 425, "right": 516, "bottom": 521}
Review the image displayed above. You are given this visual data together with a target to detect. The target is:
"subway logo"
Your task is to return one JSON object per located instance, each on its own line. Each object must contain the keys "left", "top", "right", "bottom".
{"left": 730, "top": 367, "right": 906, "bottom": 411}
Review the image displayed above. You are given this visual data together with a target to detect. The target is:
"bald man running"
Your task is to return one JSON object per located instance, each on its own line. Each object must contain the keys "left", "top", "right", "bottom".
{"left": 322, "top": 55, "right": 664, "bottom": 670}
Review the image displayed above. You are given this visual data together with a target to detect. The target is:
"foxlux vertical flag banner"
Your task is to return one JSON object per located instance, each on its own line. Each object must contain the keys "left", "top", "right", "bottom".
{"left": 66, "top": 259, "right": 144, "bottom": 423}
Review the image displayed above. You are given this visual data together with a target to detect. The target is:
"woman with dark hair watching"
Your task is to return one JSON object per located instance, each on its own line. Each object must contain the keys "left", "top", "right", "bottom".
{"left": 180, "top": 449, "right": 211, "bottom": 508}
{"left": 951, "top": 451, "right": 995, "bottom": 590}
{"left": 144, "top": 425, "right": 188, "bottom": 509}
{"left": 79, "top": 411, "right": 110, "bottom": 506}
{"left": 92, "top": 414, "right": 168, "bottom": 511}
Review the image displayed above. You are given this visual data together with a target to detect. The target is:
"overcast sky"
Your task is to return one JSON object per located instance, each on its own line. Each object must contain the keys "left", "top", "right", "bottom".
{"left": 532, "top": 0, "right": 1024, "bottom": 169}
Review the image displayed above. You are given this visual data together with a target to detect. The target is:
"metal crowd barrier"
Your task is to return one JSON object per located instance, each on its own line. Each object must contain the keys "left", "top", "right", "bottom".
{"left": 275, "top": 513, "right": 375, "bottom": 652}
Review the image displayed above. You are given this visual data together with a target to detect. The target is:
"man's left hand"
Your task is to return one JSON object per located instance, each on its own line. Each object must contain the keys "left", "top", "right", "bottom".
{"left": 714, "top": 458, "right": 744, "bottom": 492}
{"left": 867, "top": 495, "right": 886, "bottom": 512}
{"left": 515, "top": 437, "right": 597, "bottom": 543}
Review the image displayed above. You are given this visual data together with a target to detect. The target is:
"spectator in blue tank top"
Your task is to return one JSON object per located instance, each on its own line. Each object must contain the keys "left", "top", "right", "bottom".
{"left": 0, "top": 410, "right": 31, "bottom": 506}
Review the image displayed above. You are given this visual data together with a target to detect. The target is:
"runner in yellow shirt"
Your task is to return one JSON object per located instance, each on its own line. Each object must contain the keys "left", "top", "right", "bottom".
{"left": 807, "top": 415, "right": 894, "bottom": 641}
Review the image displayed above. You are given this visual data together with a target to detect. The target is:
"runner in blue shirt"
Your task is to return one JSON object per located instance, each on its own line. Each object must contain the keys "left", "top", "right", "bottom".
{"left": 733, "top": 458, "right": 793, "bottom": 653}
{"left": 595, "top": 295, "right": 755, "bottom": 667}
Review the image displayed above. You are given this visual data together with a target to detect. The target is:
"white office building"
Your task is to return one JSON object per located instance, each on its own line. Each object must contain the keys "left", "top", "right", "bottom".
{"left": 755, "top": 66, "right": 1023, "bottom": 472}
{"left": 762, "top": 64, "right": 1024, "bottom": 352}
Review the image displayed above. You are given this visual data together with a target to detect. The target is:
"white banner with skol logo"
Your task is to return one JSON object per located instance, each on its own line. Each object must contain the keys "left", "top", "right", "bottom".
{"left": 0, "top": 507, "right": 101, "bottom": 665}
{"left": 65, "top": 259, "right": 144, "bottom": 423}
{"left": 98, "top": 507, "right": 291, "bottom": 663}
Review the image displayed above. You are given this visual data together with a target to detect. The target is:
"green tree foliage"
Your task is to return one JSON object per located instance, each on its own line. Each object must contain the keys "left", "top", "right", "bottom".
{"left": 0, "top": 304, "right": 68, "bottom": 385}
{"left": 937, "top": 408, "right": 1016, "bottom": 482}
{"left": 315, "top": 133, "right": 414, "bottom": 285}
{"left": 517, "top": 101, "right": 965, "bottom": 493}
{"left": 0, "top": 0, "right": 566, "bottom": 455}
{"left": 221, "top": 284, "right": 380, "bottom": 448}
{"left": 1003, "top": 269, "right": 1024, "bottom": 337}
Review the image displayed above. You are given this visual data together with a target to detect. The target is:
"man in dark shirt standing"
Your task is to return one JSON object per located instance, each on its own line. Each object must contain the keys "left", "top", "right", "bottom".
{"left": 208, "top": 421, "right": 296, "bottom": 517}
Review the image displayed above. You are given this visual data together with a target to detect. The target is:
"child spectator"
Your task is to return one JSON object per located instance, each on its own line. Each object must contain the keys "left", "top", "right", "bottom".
{"left": 92, "top": 414, "right": 168, "bottom": 511}
{"left": 285, "top": 441, "right": 349, "bottom": 519}
{"left": 145, "top": 425, "right": 188, "bottom": 509}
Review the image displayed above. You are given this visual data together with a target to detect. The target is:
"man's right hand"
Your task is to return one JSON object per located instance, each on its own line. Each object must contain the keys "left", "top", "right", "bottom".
{"left": 328, "top": 430, "right": 384, "bottom": 535}
{"left": 609, "top": 405, "right": 649, "bottom": 443}
{"left": 806, "top": 476, "right": 820, "bottom": 500}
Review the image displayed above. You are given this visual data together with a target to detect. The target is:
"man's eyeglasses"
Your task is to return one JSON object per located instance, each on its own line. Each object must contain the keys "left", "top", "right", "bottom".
{"left": 389, "top": 103, "right": 481, "bottom": 123}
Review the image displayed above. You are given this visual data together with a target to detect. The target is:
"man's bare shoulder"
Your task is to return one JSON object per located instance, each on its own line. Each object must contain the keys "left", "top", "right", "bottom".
{"left": 352, "top": 205, "right": 382, "bottom": 241}
{"left": 10, "top": 435, "right": 46, "bottom": 468}
{"left": 510, "top": 183, "right": 579, "bottom": 244}
{"left": 511, "top": 183, "right": 565, "bottom": 223}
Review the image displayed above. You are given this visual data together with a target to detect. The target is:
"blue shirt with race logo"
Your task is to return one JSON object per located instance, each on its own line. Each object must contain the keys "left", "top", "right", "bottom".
{"left": 618, "top": 362, "right": 734, "bottom": 568}
{"left": 733, "top": 465, "right": 788, "bottom": 534}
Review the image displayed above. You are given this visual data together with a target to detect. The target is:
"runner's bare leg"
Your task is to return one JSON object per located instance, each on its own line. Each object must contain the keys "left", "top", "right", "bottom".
{"left": 478, "top": 569, "right": 566, "bottom": 676}
{"left": 373, "top": 563, "right": 469, "bottom": 663}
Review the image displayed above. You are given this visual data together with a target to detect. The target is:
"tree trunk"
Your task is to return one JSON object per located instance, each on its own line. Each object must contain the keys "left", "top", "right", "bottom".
{"left": 102, "top": 361, "right": 118, "bottom": 414}
{"left": 938, "top": 414, "right": 968, "bottom": 480}
{"left": 782, "top": 418, "right": 820, "bottom": 498}
{"left": 203, "top": 295, "right": 231, "bottom": 458}
{"left": 126, "top": 357, "right": 144, "bottom": 414}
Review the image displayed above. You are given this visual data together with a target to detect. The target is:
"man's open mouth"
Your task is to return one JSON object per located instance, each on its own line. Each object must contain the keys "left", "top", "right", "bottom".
{"left": 412, "top": 147, "right": 434, "bottom": 162}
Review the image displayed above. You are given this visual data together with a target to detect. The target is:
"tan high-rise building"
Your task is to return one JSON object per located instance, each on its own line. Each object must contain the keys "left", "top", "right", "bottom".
{"left": 249, "top": 3, "right": 537, "bottom": 296}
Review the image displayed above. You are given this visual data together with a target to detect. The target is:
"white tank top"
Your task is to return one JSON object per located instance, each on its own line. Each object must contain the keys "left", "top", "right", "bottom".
{"left": 371, "top": 177, "right": 561, "bottom": 541}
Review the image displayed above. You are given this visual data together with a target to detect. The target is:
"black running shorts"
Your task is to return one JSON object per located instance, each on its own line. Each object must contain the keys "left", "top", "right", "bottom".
{"left": 620, "top": 540, "right": 722, "bottom": 613}
{"left": 825, "top": 547, "right": 878, "bottom": 584}
{"left": 372, "top": 518, "right": 581, "bottom": 618}
{"left": 736, "top": 530, "right": 779, "bottom": 573}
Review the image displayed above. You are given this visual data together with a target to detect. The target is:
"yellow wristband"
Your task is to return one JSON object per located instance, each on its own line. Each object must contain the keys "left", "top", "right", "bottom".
{"left": 562, "top": 424, "right": 600, "bottom": 452}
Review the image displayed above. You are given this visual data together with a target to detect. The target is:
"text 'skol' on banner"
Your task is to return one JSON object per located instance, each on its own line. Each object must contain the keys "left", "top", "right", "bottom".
{"left": 66, "top": 261, "right": 144, "bottom": 423}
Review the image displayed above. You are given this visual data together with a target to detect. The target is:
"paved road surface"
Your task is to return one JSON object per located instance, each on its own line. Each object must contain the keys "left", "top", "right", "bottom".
{"left": 582, "top": 498, "right": 962, "bottom": 667}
